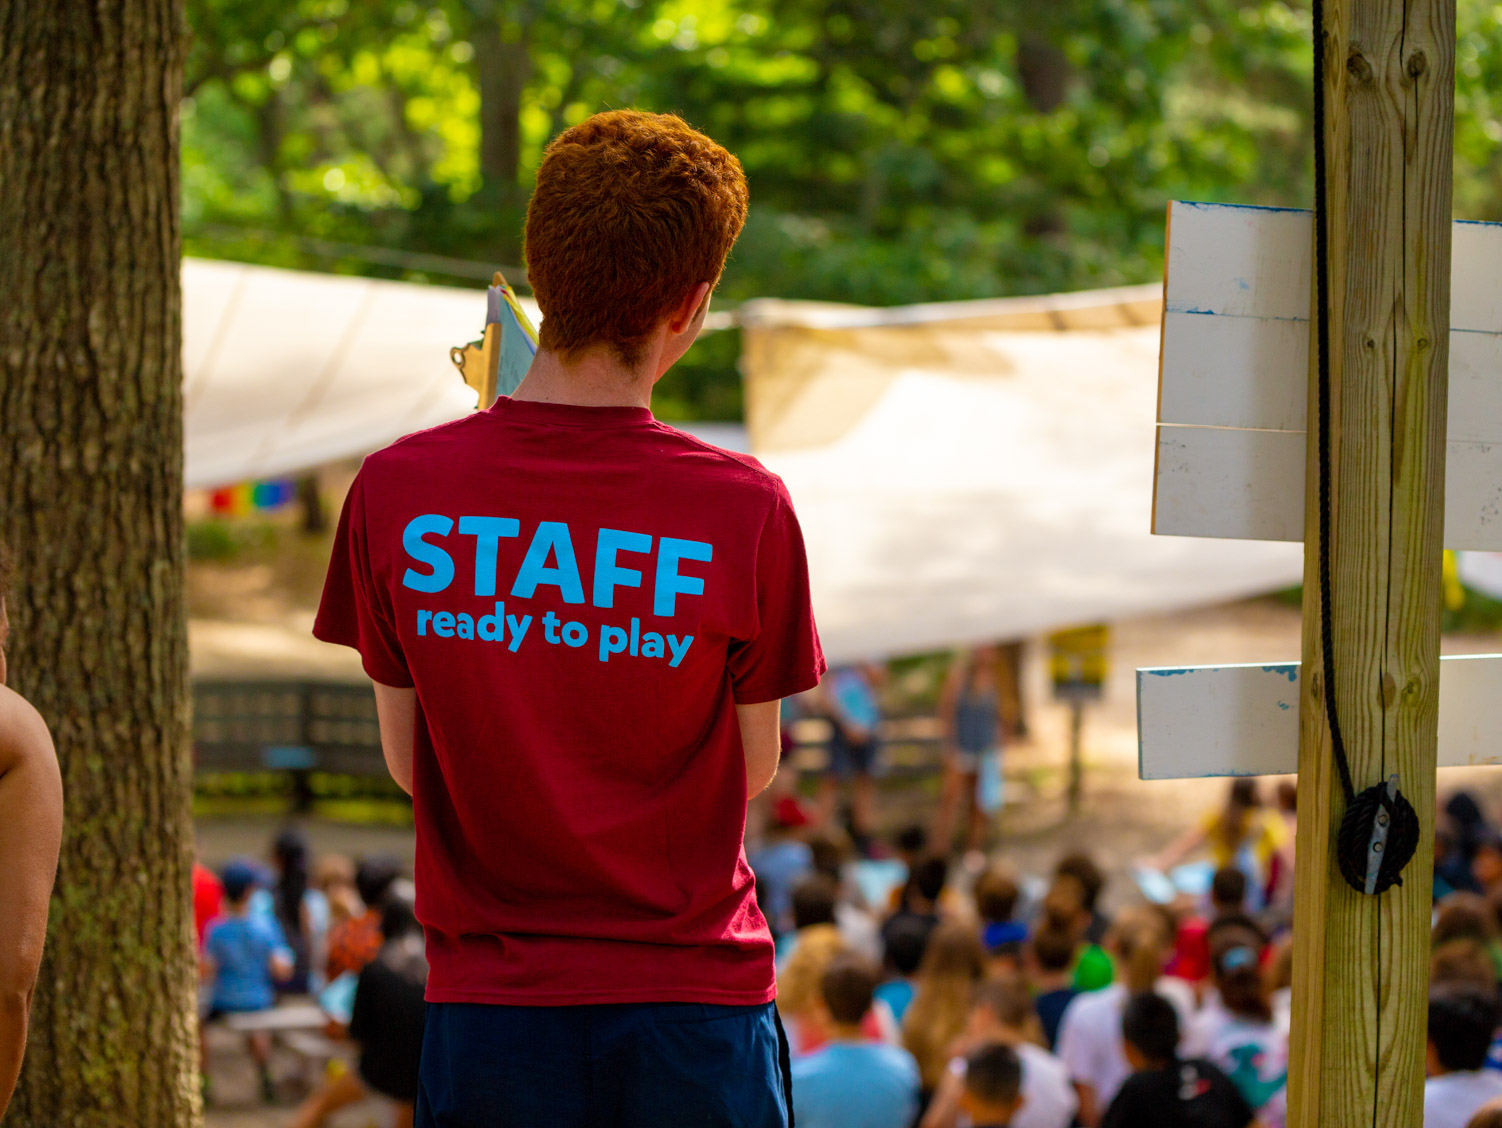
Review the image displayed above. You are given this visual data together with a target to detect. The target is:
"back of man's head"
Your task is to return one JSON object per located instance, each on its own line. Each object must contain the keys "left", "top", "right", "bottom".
{"left": 1030, "top": 925, "right": 1077, "bottom": 974}
{"left": 1210, "top": 866, "right": 1248, "bottom": 914}
{"left": 964, "top": 1041, "right": 1023, "bottom": 1107}
{"left": 221, "top": 859, "right": 258, "bottom": 905}
{"left": 356, "top": 856, "right": 401, "bottom": 910}
{"left": 972, "top": 973, "right": 1033, "bottom": 1032}
{"left": 380, "top": 888, "right": 422, "bottom": 944}
{"left": 1429, "top": 982, "right": 1502, "bottom": 1073}
{"left": 1054, "top": 852, "right": 1104, "bottom": 912}
{"left": 912, "top": 853, "right": 950, "bottom": 903}
{"left": 884, "top": 914, "right": 932, "bottom": 977}
{"left": 791, "top": 873, "right": 838, "bottom": 931}
{"left": 525, "top": 111, "right": 748, "bottom": 369}
{"left": 896, "top": 824, "right": 928, "bottom": 858}
{"left": 820, "top": 954, "right": 879, "bottom": 1027}
{"left": 974, "top": 863, "right": 1021, "bottom": 924}
{"left": 1122, "top": 991, "right": 1180, "bottom": 1066}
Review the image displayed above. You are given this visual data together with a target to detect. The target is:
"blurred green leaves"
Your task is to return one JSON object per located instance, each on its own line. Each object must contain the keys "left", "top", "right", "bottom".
{"left": 183, "top": 0, "right": 1502, "bottom": 419}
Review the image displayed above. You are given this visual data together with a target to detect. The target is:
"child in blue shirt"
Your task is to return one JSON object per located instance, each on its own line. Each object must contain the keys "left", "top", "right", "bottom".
{"left": 203, "top": 859, "right": 293, "bottom": 1102}
{"left": 791, "top": 955, "right": 920, "bottom": 1128}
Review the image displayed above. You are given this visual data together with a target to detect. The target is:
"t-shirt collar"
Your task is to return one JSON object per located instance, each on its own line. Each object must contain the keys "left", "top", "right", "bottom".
{"left": 489, "top": 396, "right": 655, "bottom": 429}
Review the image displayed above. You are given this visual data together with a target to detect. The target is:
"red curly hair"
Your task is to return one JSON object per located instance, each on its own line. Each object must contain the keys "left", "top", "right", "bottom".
{"left": 524, "top": 110, "right": 749, "bottom": 367}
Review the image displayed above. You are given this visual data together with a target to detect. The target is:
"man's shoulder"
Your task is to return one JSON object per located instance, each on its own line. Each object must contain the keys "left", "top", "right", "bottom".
{"left": 360, "top": 413, "right": 491, "bottom": 475}
{"left": 644, "top": 421, "right": 790, "bottom": 499}
{"left": 869, "top": 1041, "right": 921, "bottom": 1081}
{"left": 793, "top": 1043, "right": 913, "bottom": 1088}
{"left": 1017, "top": 1040, "right": 1069, "bottom": 1077}
{"left": 0, "top": 684, "right": 54, "bottom": 767}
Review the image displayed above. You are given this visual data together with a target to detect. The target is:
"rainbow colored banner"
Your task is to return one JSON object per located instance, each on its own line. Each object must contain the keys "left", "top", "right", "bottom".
{"left": 209, "top": 479, "right": 295, "bottom": 517}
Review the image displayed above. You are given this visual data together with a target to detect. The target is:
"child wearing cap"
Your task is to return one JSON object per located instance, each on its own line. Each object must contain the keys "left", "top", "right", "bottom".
{"left": 202, "top": 859, "right": 294, "bottom": 1102}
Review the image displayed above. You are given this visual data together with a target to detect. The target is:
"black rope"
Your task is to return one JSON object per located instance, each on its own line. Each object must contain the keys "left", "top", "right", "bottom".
{"left": 1311, "top": 0, "right": 1421, "bottom": 897}
{"left": 1311, "top": 0, "right": 1356, "bottom": 811}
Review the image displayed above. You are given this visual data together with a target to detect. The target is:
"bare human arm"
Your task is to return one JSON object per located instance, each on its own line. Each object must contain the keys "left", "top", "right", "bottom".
{"left": 371, "top": 681, "right": 417, "bottom": 796}
{"left": 1075, "top": 1081, "right": 1100, "bottom": 1128}
{"left": 937, "top": 655, "right": 964, "bottom": 753}
{"left": 737, "top": 700, "right": 782, "bottom": 797}
{"left": 1149, "top": 824, "right": 1207, "bottom": 874}
{"left": 0, "top": 686, "right": 63, "bottom": 1115}
{"left": 919, "top": 1061, "right": 965, "bottom": 1128}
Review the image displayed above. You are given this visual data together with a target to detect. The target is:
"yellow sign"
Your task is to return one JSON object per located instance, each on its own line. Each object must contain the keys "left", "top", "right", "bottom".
{"left": 1049, "top": 624, "right": 1110, "bottom": 701}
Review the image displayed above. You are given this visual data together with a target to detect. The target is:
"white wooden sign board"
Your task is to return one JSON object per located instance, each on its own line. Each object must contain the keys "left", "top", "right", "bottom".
{"left": 1138, "top": 654, "right": 1502, "bottom": 779}
{"left": 1153, "top": 201, "right": 1502, "bottom": 550}
{"left": 1139, "top": 201, "right": 1502, "bottom": 782}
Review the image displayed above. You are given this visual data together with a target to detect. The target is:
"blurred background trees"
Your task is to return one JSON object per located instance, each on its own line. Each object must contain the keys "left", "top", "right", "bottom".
{"left": 181, "top": 0, "right": 1502, "bottom": 418}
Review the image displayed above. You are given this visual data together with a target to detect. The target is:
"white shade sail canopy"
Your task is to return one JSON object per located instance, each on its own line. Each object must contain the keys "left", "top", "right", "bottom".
{"left": 182, "top": 258, "right": 1304, "bottom": 663}
{"left": 182, "top": 257, "right": 541, "bottom": 488}
{"left": 740, "top": 287, "right": 1305, "bottom": 663}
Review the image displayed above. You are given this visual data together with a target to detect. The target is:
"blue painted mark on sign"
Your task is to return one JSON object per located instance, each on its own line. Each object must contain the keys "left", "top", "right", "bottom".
{"left": 1175, "top": 200, "right": 1310, "bottom": 216}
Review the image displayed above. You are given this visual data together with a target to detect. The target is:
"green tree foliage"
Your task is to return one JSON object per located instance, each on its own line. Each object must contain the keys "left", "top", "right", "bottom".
{"left": 182, "top": 0, "right": 1502, "bottom": 418}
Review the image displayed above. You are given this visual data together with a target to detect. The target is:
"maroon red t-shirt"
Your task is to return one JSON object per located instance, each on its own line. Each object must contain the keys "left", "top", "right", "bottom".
{"left": 314, "top": 398, "right": 825, "bottom": 1006}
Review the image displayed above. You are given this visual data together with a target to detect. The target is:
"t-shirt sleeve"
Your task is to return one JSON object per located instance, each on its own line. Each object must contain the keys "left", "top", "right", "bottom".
{"left": 726, "top": 481, "right": 826, "bottom": 705}
{"left": 313, "top": 471, "right": 413, "bottom": 688}
{"left": 1055, "top": 997, "right": 1094, "bottom": 1083}
{"left": 203, "top": 923, "right": 226, "bottom": 965}
{"left": 258, "top": 916, "right": 293, "bottom": 963}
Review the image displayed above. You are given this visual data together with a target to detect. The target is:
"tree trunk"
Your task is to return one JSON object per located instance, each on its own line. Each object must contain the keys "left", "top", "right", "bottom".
{"left": 472, "top": 5, "right": 531, "bottom": 203}
{"left": 1015, "top": 35, "right": 1070, "bottom": 113}
{"left": 0, "top": 2, "right": 200, "bottom": 1125}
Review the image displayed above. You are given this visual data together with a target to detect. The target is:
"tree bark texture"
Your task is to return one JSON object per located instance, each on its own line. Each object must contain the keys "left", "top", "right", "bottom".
{"left": 0, "top": 2, "right": 200, "bottom": 1125}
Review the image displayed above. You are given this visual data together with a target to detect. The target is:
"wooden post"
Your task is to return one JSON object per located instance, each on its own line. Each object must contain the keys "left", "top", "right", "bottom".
{"left": 1287, "top": 0, "right": 1454, "bottom": 1125}
{"left": 1067, "top": 701, "right": 1084, "bottom": 814}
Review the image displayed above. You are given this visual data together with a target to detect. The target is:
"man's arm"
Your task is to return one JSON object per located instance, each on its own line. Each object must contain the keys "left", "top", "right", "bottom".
{"left": 0, "top": 687, "right": 63, "bottom": 1114}
{"left": 371, "top": 682, "right": 417, "bottom": 795}
{"left": 737, "top": 700, "right": 782, "bottom": 797}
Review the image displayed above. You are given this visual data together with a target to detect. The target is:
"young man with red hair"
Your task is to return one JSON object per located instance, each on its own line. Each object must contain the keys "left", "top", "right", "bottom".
{"left": 315, "top": 111, "right": 823, "bottom": 1126}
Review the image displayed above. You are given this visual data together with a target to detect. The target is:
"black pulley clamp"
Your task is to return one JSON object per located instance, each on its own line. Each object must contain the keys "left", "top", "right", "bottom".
{"left": 1335, "top": 775, "right": 1421, "bottom": 896}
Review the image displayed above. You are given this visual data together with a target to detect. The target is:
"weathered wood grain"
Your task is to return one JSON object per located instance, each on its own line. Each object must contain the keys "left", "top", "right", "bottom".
{"left": 1286, "top": 0, "right": 1452, "bottom": 1125}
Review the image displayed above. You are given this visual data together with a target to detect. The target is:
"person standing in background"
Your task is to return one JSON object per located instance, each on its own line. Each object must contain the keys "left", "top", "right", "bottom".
{"left": 934, "top": 647, "right": 1003, "bottom": 857}
{"left": 0, "top": 543, "right": 64, "bottom": 1118}
{"left": 266, "top": 828, "right": 328, "bottom": 994}
{"left": 818, "top": 664, "right": 885, "bottom": 851}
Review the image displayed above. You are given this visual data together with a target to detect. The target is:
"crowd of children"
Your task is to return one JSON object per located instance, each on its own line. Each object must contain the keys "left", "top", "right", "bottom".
{"left": 194, "top": 833, "right": 426, "bottom": 1124}
{"left": 191, "top": 750, "right": 1502, "bottom": 1128}
{"left": 752, "top": 778, "right": 1502, "bottom": 1128}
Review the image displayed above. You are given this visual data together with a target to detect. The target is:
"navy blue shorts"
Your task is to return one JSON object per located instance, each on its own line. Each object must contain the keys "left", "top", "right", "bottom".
{"left": 415, "top": 1000, "right": 792, "bottom": 1128}
{"left": 827, "top": 733, "right": 879, "bottom": 779}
